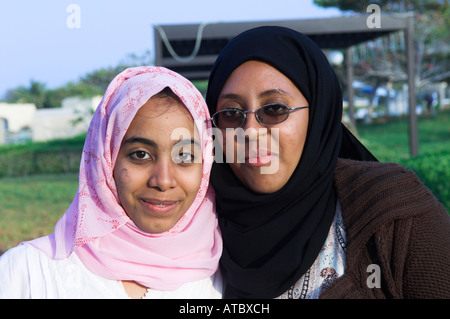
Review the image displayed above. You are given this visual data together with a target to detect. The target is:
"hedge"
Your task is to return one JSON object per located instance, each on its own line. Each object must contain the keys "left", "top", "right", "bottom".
{"left": 400, "top": 150, "right": 450, "bottom": 211}
{"left": 0, "top": 135, "right": 85, "bottom": 177}
{"left": 0, "top": 148, "right": 82, "bottom": 177}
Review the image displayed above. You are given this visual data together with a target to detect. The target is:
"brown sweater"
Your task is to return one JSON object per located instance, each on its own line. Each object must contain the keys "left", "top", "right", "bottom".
{"left": 320, "top": 158, "right": 450, "bottom": 299}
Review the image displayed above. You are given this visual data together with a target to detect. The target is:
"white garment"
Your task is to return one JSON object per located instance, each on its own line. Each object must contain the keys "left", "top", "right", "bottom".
{"left": 0, "top": 244, "right": 222, "bottom": 299}
{"left": 277, "top": 201, "right": 347, "bottom": 299}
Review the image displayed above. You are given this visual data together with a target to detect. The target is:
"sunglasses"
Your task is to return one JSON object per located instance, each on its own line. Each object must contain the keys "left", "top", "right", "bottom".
{"left": 210, "top": 103, "right": 309, "bottom": 129}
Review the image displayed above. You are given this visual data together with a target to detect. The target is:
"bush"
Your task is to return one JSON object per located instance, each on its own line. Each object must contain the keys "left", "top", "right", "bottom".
{"left": 0, "top": 149, "right": 35, "bottom": 176}
{"left": 400, "top": 151, "right": 450, "bottom": 211}
{"left": 0, "top": 148, "right": 81, "bottom": 177}
{"left": 0, "top": 135, "right": 84, "bottom": 177}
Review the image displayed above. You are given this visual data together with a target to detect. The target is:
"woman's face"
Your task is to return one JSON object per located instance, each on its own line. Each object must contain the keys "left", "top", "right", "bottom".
{"left": 216, "top": 60, "right": 309, "bottom": 193}
{"left": 113, "top": 95, "right": 202, "bottom": 233}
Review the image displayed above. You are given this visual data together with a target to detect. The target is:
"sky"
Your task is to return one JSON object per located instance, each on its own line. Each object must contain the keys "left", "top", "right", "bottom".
{"left": 0, "top": 0, "right": 341, "bottom": 99}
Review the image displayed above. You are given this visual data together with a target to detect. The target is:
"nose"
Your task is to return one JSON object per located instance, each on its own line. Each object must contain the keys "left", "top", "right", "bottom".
{"left": 241, "top": 108, "right": 269, "bottom": 143}
{"left": 147, "top": 158, "right": 177, "bottom": 191}
{"left": 242, "top": 109, "right": 262, "bottom": 131}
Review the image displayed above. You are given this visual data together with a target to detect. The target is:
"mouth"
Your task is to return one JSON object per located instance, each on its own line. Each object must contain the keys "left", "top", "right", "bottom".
{"left": 245, "top": 150, "right": 275, "bottom": 167}
{"left": 140, "top": 198, "right": 179, "bottom": 214}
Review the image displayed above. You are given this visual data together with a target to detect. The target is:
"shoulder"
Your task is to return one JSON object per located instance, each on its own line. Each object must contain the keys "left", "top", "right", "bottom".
{"left": 0, "top": 244, "right": 48, "bottom": 298}
{"left": 334, "top": 158, "right": 415, "bottom": 195}
{"left": 333, "top": 159, "right": 450, "bottom": 298}
{"left": 0, "top": 243, "right": 45, "bottom": 273}
{"left": 334, "top": 158, "right": 446, "bottom": 225}
{"left": 0, "top": 243, "right": 120, "bottom": 298}
{"left": 334, "top": 158, "right": 449, "bottom": 255}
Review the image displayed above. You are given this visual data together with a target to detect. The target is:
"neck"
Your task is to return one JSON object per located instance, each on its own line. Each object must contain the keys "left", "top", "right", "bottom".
{"left": 122, "top": 281, "right": 148, "bottom": 299}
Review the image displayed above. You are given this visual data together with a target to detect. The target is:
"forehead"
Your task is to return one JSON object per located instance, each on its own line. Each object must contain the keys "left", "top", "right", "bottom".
{"left": 220, "top": 61, "right": 299, "bottom": 96}
{"left": 137, "top": 94, "right": 191, "bottom": 118}
{"left": 217, "top": 61, "right": 308, "bottom": 111}
{"left": 125, "top": 96, "right": 195, "bottom": 138}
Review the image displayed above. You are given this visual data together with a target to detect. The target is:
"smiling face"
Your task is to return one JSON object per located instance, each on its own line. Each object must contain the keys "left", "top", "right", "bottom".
{"left": 217, "top": 60, "right": 309, "bottom": 193}
{"left": 113, "top": 91, "right": 202, "bottom": 233}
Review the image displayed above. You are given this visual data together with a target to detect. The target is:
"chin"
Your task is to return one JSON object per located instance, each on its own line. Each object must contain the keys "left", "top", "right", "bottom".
{"left": 136, "top": 220, "right": 177, "bottom": 234}
{"left": 231, "top": 165, "right": 287, "bottom": 194}
{"left": 243, "top": 176, "right": 286, "bottom": 194}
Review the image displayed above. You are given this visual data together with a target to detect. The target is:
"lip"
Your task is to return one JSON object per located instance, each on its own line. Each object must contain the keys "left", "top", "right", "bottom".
{"left": 140, "top": 198, "right": 179, "bottom": 214}
{"left": 246, "top": 151, "right": 275, "bottom": 167}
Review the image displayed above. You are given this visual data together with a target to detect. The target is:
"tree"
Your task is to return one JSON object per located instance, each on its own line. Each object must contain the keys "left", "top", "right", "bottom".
{"left": 5, "top": 80, "right": 48, "bottom": 109}
{"left": 314, "top": 0, "right": 448, "bottom": 15}
{"left": 315, "top": 0, "right": 450, "bottom": 104}
{"left": 4, "top": 50, "right": 154, "bottom": 108}
{"left": 79, "top": 50, "right": 153, "bottom": 92}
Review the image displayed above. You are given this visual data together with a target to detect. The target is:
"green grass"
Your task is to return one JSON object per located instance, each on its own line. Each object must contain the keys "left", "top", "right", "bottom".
{"left": 357, "top": 111, "right": 450, "bottom": 162}
{"left": 0, "top": 174, "right": 78, "bottom": 254}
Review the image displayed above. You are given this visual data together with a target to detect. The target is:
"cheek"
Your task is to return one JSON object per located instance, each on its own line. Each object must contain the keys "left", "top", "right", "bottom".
{"left": 114, "top": 166, "right": 139, "bottom": 201}
{"left": 114, "top": 167, "right": 131, "bottom": 188}
{"left": 279, "top": 123, "right": 308, "bottom": 167}
{"left": 118, "top": 168, "right": 131, "bottom": 183}
{"left": 180, "top": 165, "right": 203, "bottom": 200}
{"left": 191, "top": 166, "right": 203, "bottom": 194}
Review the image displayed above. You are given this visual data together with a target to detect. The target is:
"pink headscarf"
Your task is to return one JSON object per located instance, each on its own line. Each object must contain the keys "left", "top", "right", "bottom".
{"left": 28, "top": 66, "right": 222, "bottom": 290}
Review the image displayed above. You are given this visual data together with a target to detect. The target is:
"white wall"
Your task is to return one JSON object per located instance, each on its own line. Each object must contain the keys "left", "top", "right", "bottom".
{"left": 0, "top": 96, "right": 102, "bottom": 144}
{"left": 0, "top": 103, "right": 36, "bottom": 132}
{"left": 31, "top": 96, "right": 101, "bottom": 142}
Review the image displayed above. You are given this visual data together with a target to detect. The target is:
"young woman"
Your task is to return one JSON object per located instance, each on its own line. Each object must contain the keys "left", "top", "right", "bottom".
{"left": 206, "top": 26, "right": 450, "bottom": 299}
{"left": 0, "top": 66, "right": 222, "bottom": 299}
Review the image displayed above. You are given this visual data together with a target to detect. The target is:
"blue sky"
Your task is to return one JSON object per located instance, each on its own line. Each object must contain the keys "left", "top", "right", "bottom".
{"left": 0, "top": 0, "right": 341, "bottom": 98}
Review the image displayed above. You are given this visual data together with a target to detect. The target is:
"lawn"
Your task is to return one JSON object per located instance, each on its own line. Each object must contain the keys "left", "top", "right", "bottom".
{"left": 357, "top": 111, "right": 450, "bottom": 163}
{"left": 0, "top": 110, "right": 448, "bottom": 255}
{"left": 0, "top": 174, "right": 78, "bottom": 254}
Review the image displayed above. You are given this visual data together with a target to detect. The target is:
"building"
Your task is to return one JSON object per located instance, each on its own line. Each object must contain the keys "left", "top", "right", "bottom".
{"left": 31, "top": 96, "right": 101, "bottom": 142}
{"left": 0, "top": 103, "right": 36, "bottom": 145}
{"left": 0, "top": 96, "right": 101, "bottom": 145}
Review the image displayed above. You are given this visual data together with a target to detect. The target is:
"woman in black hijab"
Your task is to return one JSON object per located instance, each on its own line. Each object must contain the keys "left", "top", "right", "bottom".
{"left": 206, "top": 26, "right": 450, "bottom": 299}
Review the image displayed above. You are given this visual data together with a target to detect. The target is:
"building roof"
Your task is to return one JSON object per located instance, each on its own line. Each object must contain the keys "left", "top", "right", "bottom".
{"left": 154, "top": 14, "right": 413, "bottom": 80}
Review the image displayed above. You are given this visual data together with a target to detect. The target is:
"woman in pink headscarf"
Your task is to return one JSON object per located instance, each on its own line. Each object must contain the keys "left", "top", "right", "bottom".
{"left": 0, "top": 66, "right": 223, "bottom": 299}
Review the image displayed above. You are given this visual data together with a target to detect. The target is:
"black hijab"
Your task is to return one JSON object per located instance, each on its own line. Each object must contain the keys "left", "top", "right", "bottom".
{"left": 206, "top": 26, "right": 376, "bottom": 299}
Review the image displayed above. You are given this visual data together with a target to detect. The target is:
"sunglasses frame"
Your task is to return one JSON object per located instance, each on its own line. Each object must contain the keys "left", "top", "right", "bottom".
{"left": 210, "top": 103, "right": 309, "bottom": 129}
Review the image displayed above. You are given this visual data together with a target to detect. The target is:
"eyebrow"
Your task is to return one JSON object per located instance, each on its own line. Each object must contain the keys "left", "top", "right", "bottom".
{"left": 174, "top": 138, "right": 201, "bottom": 148}
{"left": 218, "top": 88, "right": 290, "bottom": 101}
{"left": 258, "top": 88, "right": 290, "bottom": 98}
{"left": 123, "top": 136, "right": 201, "bottom": 148}
{"left": 123, "top": 137, "right": 157, "bottom": 147}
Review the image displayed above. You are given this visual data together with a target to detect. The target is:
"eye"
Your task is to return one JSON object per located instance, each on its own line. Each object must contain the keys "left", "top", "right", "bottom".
{"left": 172, "top": 151, "right": 200, "bottom": 165}
{"left": 222, "top": 109, "right": 242, "bottom": 118}
{"left": 130, "top": 151, "right": 151, "bottom": 160}
{"left": 171, "top": 139, "right": 201, "bottom": 164}
{"left": 262, "top": 103, "right": 289, "bottom": 116}
{"left": 174, "top": 152, "right": 194, "bottom": 163}
{"left": 217, "top": 109, "right": 244, "bottom": 124}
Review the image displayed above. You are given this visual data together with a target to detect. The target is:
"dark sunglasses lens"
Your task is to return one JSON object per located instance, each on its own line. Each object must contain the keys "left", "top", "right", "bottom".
{"left": 215, "top": 110, "right": 244, "bottom": 128}
{"left": 257, "top": 104, "right": 290, "bottom": 124}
